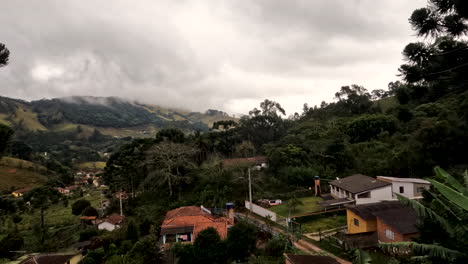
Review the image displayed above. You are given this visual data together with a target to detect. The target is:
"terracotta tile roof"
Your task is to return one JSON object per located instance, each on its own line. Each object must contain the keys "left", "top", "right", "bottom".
{"left": 193, "top": 222, "right": 228, "bottom": 240}
{"left": 161, "top": 206, "right": 230, "bottom": 239}
{"left": 100, "top": 214, "right": 125, "bottom": 225}
{"left": 330, "top": 174, "right": 391, "bottom": 194}
{"left": 222, "top": 156, "right": 267, "bottom": 167}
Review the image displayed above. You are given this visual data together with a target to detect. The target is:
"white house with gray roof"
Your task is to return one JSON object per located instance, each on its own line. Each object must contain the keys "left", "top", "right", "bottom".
{"left": 376, "top": 176, "right": 431, "bottom": 199}
{"left": 329, "top": 174, "right": 393, "bottom": 205}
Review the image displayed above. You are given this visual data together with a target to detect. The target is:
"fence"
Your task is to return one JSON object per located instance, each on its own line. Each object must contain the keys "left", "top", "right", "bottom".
{"left": 245, "top": 200, "right": 278, "bottom": 221}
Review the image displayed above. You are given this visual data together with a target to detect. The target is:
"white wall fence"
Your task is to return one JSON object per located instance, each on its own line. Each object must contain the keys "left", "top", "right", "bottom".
{"left": 245, "top": 201, "right": 277, "bottom": 221}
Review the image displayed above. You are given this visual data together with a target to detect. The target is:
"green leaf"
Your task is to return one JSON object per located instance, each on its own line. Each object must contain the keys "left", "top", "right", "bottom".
{"left": 380, "top": 242, "right": 463, "bottom": 261}
{"left": 395, "top": 194, "right": 454, "bottom": 235}
{"left": 352, "top": 249, "right": 372, "bottom": 264}
{"left": 434, "top": 166, "right": 466, "bottom": 193}
{"left": 427, "top": 179, "right": 468, "bottom": 211}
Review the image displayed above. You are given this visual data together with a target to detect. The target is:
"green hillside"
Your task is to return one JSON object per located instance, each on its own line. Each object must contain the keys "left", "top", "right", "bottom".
{"left": 0, "top": 96, "right": 238, "bottom": 137}
{"left": 0, "top": 157, "right": 48, "bottom": 191}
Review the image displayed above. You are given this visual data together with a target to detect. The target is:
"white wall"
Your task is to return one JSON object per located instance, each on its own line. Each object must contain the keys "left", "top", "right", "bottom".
{"left": 98, "top": 222, "right": 117, "bottom": 231}
{"left": 245, "top": 201, "right": 277, "bottom": 222}
{"left": 355, "top": 185, "right": 393, "bottom": 205}
{"left": 390, "top": 182, "right": 415, "bottom": 198}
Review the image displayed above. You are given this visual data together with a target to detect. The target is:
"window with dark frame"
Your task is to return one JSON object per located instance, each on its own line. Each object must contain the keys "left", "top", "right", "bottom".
{"left": 354, "top": 218, "right": 359, "bottom": 226}
{"left": 399, "top": 186, "right": 404, "bottom": 193}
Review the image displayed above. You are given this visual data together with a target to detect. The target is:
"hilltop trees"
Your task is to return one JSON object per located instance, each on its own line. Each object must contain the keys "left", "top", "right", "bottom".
{"left": 0, "top": 43, "right": 9, "bottom": 67}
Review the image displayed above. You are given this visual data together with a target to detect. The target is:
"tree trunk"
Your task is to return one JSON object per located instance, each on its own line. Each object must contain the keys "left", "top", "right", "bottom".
{"left": 41, "top": 207, "right": 45, "bottom": 244}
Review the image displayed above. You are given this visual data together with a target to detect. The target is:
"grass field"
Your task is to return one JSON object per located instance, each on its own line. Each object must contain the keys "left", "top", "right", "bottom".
{"left": 0, "top": 157, "right": 49, "bottom": 191}
{"left": 77, "top": 161, "right": 107, "bottom": 170}
{"left": 269, "top": 196, "right": 324, "bottom": 217}
{"left": 296, "top": 211, "right": 346, "bottom": 233}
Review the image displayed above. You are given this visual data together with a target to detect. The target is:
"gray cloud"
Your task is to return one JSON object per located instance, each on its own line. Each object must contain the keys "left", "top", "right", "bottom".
{"left": 0, "top": 0, "right": 425, "bottom": 115}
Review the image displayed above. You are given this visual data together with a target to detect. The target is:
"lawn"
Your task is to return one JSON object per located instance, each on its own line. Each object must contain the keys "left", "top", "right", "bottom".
{"left": 0, "top": 157, "right": 49, "bottom": 191}
{"left": 269, "top": 196, "right": 324, "bottom": 217}
{"left": 295, "top": 211, "right": 346, "bottom": 233}
{"left": 77, "top": 161, "right": 107, "bottom": 170}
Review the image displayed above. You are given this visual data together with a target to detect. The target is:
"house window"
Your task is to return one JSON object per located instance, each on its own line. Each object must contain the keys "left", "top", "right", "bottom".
{"left": 358, "top": 192, "right": 370, "bottom": 198}
{"left": 385, "top": 229, "right": 395, "bottom": 240}
{"left": 399, "top": 186, "right": 404, "bottom": 193}
{"left": 353, "top": 218, "right": 359, "bottom": 227}
{"left": 416, "top": 187, "right": 426, "bottom": 193}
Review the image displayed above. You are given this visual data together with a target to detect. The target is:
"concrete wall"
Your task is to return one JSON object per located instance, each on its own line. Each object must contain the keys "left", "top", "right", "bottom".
{"left": 98, "top": 222, "right": 117, "bottom": 231}
{"left": 245, "top": 201, "right": 277, "bottom": 222}
{"left": 355, "top": 185, "right": 393, "bottom": 205}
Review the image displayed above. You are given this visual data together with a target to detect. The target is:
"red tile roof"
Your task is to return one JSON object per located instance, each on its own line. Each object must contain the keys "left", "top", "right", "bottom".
{"left": 12, "top": 187, "right": 33, "bottom": 194}
{"left": 193, "top": 222, "right": 228, "bottom": 240}
{"left": 222, "top": 156, "right": 267, "bottom": 167}
{"left": 162, "top": 206, "right": 229, "bottom": 240}
{"left": 100, "top": 214, "right": 125, "bottom": 225}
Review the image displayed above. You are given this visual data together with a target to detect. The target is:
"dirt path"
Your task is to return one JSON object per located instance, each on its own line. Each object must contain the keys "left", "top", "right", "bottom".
{"left": 294, "top": 239, "right": 351, "bottom": 264}
{"left": 237, "top": 213, "right": 351, "bottom": 264}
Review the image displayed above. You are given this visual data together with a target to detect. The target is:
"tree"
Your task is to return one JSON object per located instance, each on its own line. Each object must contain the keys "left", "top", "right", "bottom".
{"left": 125, "top": 220, "right": 139, "bottom": 241}
{"left": 0, "top": 43, "right": 9, "bottom": 67}
{"left": 143, "top": 141, "right": 196, "bottom": 197}
{"left": 72, "top": 199, "right": 91, "bottom": 215}
{"left": 0, "top": 124, "right": 14, "bottom": 157}
{"left": 286, "top": 197, "right": 304, "bottom": 214}
{"left": 12, "top": 214, "right": 22, "bottom": 232}
{"left": 22, "top": 187, "right": 62, "bottom": 243}
{"left": 82, "top": 206, "right": 98, "bottom": 217}
{"left": 193, "top": 227, "right": 226, "bottom": 263}
{"left": 380, "top": 167, "right": 468, "bottom": 263}
{"left": 226, "top": 221, "right": 258, "bottom": 262}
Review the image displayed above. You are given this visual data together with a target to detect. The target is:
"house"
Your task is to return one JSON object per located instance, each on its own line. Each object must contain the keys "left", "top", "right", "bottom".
{"left": 161, "top": 206, "right": 232, "bottom": 245}
{"left": 284, "top": 254, "right": 340, "bottom": 264}
{"left": 344, "top": 201, "right": 419, "bottom": 247}
{"left": 376, "top": 176, "right": 430, "bottom": 199}
{"left": 97, "top": 214, "right": 125, "bottom": 231}
{"left": 57, "top": 185, "right": 80, "bottom": 195}
{"left": 11, "top": 187, "right": 32, "bottom": 197}
{"left": 329, "top": 174, "right": 392, "bottom": 205}
{"left": 18, "top": 252, "right": 83, "bottom": 264}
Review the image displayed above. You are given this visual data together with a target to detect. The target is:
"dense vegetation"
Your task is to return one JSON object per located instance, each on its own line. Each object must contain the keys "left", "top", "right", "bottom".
{"left": 1, "top": 1, "right": 468, "bottom": 263}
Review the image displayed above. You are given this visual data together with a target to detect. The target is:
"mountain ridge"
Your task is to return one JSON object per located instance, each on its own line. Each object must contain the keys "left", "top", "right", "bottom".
{"left": 0, "top": 95, "right": 237, "bottom": 137}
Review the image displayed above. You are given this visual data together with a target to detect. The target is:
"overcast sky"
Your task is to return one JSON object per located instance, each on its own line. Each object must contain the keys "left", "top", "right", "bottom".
{"left": 0, "top": 0, "right": 425, "bottom": 115}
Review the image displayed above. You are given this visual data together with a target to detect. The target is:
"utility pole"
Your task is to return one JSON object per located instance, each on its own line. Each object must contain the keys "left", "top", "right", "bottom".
{"left": 119, "top": 192, "right": 123, "bottom": 216}
{"left": 248, "top": 167, "right": 253, "bottom": 213}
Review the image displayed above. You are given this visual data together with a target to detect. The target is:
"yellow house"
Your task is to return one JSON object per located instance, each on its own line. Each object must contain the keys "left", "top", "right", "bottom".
{"left": 346, "top": 201, "right": 404, "bottom": 234}
{"left": 11, "top": 187, "right": 32, "bottom": 197}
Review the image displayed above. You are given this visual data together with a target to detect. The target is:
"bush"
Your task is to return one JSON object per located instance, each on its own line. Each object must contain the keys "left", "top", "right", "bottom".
{"left": 83, "top": 206, "right": 99, "bottom": 217}
{"left": 79, "top": 230, "right": 98, "bottom": 242}
{"left": 72, "top": 199, "right": 91, "bottom": 215}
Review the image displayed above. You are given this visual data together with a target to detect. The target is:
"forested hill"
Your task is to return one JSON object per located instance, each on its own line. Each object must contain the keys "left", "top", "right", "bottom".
{"left": 0, "top": 95, "right": 236, "bottom": 135}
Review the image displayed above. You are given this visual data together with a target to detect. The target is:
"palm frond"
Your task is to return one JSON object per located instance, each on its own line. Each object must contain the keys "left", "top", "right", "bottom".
{"left": 429, "top": 191, "right": 463, "bottom": 220}
{"left": 395, "top": 194, "right": 454, "bottom": 235}
{"left": 464, "top": 170, "right": 468, "bottom": 190}
{"left": 426, "top": 179, "right": 468, "bottom": 211}
{"left": 434, "top": 166, "right": 466, "bottom": 193}
{"left": 380, "top": 242, "right": 463, "bottom": 261}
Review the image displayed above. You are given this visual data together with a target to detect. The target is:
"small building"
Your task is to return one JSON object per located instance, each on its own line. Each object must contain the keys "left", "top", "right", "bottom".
{"left": 57, "top": 185, "right": 80, "bottom": 195}
{"left": 284, "top": 254, "right": 340, "bottom": 264}
{"left": 161, "top": 206, "right": 232, "bottom": 245}
{"left": 344, "top": 201, "right": 419, "bottom": 248}
{"left": 97, "top": 214, "right": 125, "bottom": 231}
{"left": 11, "top": 187, "right": 32, "bottom": 197}
{"left": 329, "top": 174, "right": 392, "bottom": 205}
{"left": 376, "top": 176, "right": 431, "bottom": 199}
{"left": 18, "top": 252, "right": 83, "bottom": 264}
